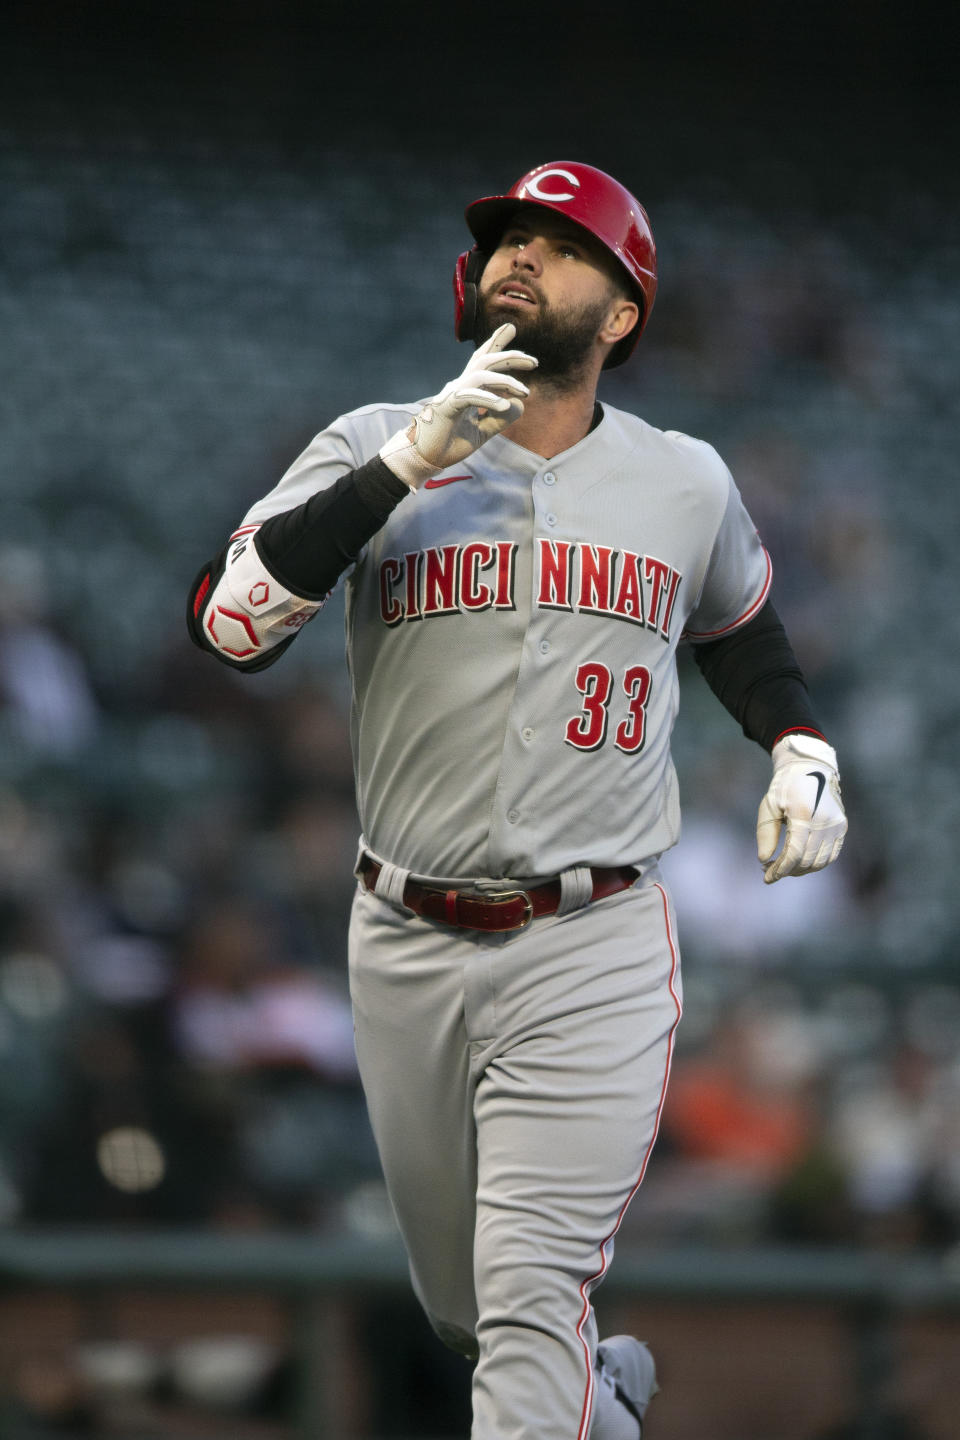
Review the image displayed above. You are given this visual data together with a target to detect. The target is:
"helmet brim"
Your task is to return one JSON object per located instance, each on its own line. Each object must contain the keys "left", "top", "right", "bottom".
{"left": 464, "top": 195, "right": 536, "bottom": 254}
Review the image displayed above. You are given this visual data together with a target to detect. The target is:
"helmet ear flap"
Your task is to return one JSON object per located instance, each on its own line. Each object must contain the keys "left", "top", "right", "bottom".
{"left": 453, "top": 246, "right": 486, "bottom": 342}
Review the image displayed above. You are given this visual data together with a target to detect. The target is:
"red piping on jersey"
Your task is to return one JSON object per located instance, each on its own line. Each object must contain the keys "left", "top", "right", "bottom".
{"left": 575, "top": 883, "right": 683, "bottom": 1440}
{"left": 229, "top": 523, "right": 262, "bottom": 541}
{"left": 684, "top": 546, "right": 773, "bottom": 641}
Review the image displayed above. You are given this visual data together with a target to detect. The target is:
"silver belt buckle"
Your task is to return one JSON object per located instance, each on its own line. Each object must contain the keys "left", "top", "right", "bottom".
{"left": 484, "top": 888, "right": 534, "bottom": 929}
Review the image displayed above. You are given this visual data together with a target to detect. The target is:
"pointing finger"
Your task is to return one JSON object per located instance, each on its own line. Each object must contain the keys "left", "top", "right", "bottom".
{"left": 478, "top": 323, "right": 517, "bottom": 354}
{"left": 484, "top": 349, "right": 539, "bottom": 373}
{"left": 463, "top": 369, "right": 531, "bottom": 395}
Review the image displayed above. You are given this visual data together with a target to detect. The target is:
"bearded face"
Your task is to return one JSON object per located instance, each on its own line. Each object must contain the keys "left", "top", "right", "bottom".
{"left": 473, "top": 275, "right": 616, "bottom": 387}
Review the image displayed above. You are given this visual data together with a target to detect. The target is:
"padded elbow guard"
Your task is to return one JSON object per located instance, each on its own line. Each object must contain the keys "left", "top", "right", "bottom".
{"left": 201, "top": 530, "right": 324, "bottom": 663}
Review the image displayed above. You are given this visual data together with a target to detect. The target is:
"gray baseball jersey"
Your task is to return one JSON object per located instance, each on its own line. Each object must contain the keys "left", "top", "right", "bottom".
{"left": 240, "top": 399, "right": 770, "bottom": 881}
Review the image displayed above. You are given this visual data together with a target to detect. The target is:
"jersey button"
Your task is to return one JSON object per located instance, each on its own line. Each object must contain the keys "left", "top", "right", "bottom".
{"left": 507, "top": 809, "right": 520, "bottom": 825}
{"left": 538, "top": 640, "right": 550, "bottom": 655}
{"left": 521, "top": 727, "right": 534, "bottom": 742}
{"left": 545, "top": 513, "right": 558, "bottom": 527}
{"left": 542, "top": 471, "right": 557, "bottom": 485}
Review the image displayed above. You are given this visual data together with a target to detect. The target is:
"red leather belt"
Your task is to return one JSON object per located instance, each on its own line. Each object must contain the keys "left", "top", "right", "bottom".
{"left": 359, "top": 855, "right": 638, "bottom": 933}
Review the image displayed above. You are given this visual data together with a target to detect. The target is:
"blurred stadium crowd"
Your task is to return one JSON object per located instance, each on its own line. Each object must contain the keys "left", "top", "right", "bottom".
{"left": 0, "top": 16, "right": 959, "bottom": 1433}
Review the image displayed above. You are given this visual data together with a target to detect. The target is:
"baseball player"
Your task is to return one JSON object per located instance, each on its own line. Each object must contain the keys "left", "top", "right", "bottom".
{"left": 187, "top": 161, "right": 847, "bottom": 1439}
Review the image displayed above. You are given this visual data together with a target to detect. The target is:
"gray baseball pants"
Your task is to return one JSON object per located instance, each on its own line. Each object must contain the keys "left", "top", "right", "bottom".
{"left": 348, "top": 869, "right": 683, "bottom": 1440}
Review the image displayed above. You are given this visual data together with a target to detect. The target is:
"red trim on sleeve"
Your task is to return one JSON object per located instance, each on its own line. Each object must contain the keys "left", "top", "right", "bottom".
{"left": 684, "top": 546, "right": 772, "bottom": 641}
{"left": 772, "top": 726, "right": 827, "bottom": 748}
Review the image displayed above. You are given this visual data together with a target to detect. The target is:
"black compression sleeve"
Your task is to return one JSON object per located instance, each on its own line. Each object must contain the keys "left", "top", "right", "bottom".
{"left": 691, "top": 600, "right": 826, "bottom": 752}
{"left": 253, "top": 455, "right": 410, "bottom": 599}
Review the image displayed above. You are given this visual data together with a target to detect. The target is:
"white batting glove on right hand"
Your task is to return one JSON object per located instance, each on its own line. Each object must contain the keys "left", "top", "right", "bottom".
{"left": 756, "top": 733, "right": 847, "bottom": 884}
{"left": 379, "top": 324, "right": 537, "bottom": 490}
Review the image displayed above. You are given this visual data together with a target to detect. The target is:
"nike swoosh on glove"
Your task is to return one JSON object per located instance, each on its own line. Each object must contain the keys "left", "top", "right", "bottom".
{"left": 756, "top": 733, "right": 847, "bottom": 884}
{"left": 379, "top": 324, "right": 537, "bottom": 490}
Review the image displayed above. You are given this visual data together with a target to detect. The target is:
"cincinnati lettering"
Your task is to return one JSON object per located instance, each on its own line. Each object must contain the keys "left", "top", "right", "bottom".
{"left": 537, "top": 539, "right": 681, "bottom": 642}
{"left": 379, "top": 541, "right": 518, "bottom": 625}
{"left": 377, "top": 538, "right": 682, "bottom": 640}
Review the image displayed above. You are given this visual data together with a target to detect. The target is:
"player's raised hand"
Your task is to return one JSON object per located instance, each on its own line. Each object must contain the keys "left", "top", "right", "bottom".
{"left": 756, "top": 732, "right": 847, "bottom": 884}
{"left": 379, "top": 324, "right": 538, "bottom": 490}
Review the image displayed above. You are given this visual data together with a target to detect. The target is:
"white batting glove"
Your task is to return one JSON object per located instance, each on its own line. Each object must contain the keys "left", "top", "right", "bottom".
{"left": 379, "top": 324, "right": 537, "bottom": 490}
{"left": 756, "top": 733, "right": 847, "bottom": 884}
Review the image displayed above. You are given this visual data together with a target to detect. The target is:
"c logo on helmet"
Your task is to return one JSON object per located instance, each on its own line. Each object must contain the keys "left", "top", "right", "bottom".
{"left": 520, "top": 168, "right": 581, "bottom": 204}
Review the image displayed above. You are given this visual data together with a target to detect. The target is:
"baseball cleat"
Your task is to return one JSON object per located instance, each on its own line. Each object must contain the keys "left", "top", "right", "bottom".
{"left": 596, "top": 1335, "right": 660, "bottom": 1436}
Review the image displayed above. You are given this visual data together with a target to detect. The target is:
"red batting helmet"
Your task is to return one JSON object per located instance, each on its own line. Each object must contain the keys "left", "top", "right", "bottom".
{"left": 453, "top": 161, "right": 657, "bottom": 368}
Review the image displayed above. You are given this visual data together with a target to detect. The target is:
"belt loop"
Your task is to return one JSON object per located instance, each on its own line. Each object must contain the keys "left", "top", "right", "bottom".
{"left": 373, "top": 858, "right": 413, "bottom": 913}
{"left": 556, "top": 865, "right": 594, "bottom": 916}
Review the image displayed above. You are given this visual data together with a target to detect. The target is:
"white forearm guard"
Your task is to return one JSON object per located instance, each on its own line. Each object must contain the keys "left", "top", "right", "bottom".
{"left": 201, "top": 531, "right": 323, "bottom": 663}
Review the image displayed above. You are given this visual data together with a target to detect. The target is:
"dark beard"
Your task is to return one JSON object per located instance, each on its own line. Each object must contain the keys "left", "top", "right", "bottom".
{"left": 474, "top": 287, "right": 610, "bottom": 386}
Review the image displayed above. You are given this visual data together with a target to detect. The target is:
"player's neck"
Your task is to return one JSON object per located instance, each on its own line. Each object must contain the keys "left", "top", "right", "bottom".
{"left": 502, "top": 382, "right": 599, "bottom": 459}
